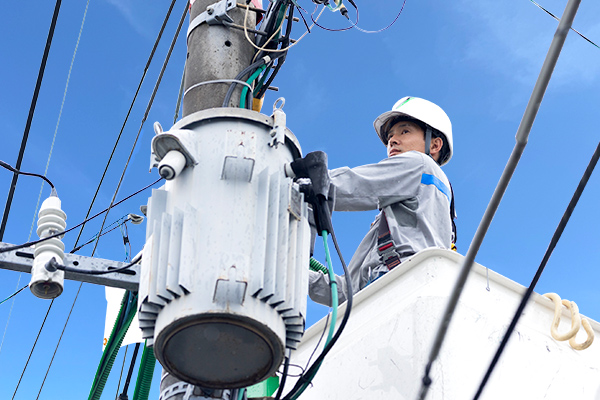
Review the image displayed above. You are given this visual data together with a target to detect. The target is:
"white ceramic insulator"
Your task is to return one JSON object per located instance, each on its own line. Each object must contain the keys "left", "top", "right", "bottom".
{"left": 158, "top": 150, "right": 187, "bottom": 180}
{"left": 30, "top": 195, "right": 67, "bottom": 299}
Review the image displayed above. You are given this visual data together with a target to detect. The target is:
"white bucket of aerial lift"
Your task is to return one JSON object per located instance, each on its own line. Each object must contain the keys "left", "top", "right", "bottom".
{"left": 289, "top": 249, "right": 600, "bottom": 399}
{"left": 139, "top": 105, "right": 309, "bottom": 389}
{"left": 30, "top": 193, "right": 67, "bottom": 299}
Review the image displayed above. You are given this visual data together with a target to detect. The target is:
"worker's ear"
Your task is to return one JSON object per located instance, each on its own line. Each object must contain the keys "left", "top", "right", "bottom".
{"left": 430, "top": 137, "right": 443, "bottom": 158}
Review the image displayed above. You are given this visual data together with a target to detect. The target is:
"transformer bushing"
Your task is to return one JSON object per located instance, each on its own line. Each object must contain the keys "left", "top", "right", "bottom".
{"left": 30, "top": 193, "right": 67, "bottom": 299}
{"left": 141, "top": 105, "right": 310, "bottom": 389}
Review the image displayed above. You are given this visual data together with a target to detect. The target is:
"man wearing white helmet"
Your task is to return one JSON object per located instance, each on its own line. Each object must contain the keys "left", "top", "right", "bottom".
{"left": 308, "top": 96, "right": 455, "bottom": 306}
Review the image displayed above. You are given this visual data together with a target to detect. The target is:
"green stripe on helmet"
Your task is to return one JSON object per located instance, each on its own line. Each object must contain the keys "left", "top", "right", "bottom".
{"left": 394, "top": 97, "right": 412, "bottom": 110}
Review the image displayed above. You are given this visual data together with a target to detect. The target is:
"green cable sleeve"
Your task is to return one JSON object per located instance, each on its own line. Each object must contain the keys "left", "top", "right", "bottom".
{"left": 240, "top": 65, "right": 266, "bottom": 109}
{"left": 322, "top": 232, "right": 338, "bottom": 345}
{"left": 88, "top": 292, "right": 138, "bottom": 400}
{"left": 132, "top": 342, "right": 157, "bottom": 400}
{"left": 289, "top": 232, "right": 338, "bottom": 400}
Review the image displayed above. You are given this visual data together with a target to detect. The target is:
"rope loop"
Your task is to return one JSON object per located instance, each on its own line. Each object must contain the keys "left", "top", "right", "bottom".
{"left": 543, "top": 293, "right": 594, "bottom": 350}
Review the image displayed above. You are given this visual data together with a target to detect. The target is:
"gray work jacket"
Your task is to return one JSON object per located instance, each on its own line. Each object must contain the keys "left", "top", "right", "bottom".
{"left": 308, "top": 151, "right": 453, "bottom": 306}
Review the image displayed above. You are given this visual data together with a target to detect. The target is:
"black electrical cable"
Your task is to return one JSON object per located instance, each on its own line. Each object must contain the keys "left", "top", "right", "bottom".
{"left": 222, "top": 58, "right": 272, "bottom": 107}
{"left": 70, "top": 0, "right": 177, "bottom": 250}
{"left": 254, "top": 5, "right": 294, "bottom": 99}
{"left": 0, "top": 178, "right": 161, "bottom": 255}
{"left": 114, "top": 345, "right": 129, "bottom": 400}
{"left": 256, "top": 0, "right": 284, "bottom": 49}
{"left": 274, "top": 355, "right": 291, "bottom": 400}
{"left": 472, "top": 140, "right": 600, "bottom": 400}
{"left": 294, "top": 3, "right": 311, "bottom": 33}
{"left": 352, "top": 0, "right": 405, "bottom": 34}
{"left": 119, "top": 342, "right": 141, "bottom": 399}
{"left": 303, "top": 313, "right": 330, "bottom": 371}
{"left": 281, "top": 204, "right": 353, "bottom": 400}
{"left": 12, "top": 300, "right": 54, "bottom": 399}
{"left": 0, "top": 0, "right": 62, "bottom": 241}
{"left": 252, "top": 0, "right": 289, "bottom": 65}
{"left": 48, "top": 254, "right": 142, "bottom": 276}
{"left": 310, "top": 3, "right": 358, "bottom": 32}
{"left": 0, "top": 160, "right": 55, "bottom": 189}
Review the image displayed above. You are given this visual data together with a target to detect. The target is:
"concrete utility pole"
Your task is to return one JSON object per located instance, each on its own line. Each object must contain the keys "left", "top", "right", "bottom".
{"left": 183, "top": 0, "right": 256, "bottom": 114}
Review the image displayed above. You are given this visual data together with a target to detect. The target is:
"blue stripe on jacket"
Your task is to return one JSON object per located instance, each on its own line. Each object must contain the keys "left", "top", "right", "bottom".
{"left": 421, "top": 173, "right": 451, "bottom": 201}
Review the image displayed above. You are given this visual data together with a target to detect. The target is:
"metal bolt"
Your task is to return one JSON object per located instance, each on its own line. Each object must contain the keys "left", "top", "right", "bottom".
{"left": 207, "top": 6, "right": 214, "bottom": 15}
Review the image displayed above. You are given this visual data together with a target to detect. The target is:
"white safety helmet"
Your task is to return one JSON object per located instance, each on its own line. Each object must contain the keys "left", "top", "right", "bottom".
{"left": 373, "top": 96, "right": 453, "bottom": 165}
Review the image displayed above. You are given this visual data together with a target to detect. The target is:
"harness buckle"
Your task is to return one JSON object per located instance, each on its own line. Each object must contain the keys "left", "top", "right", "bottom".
{"left": 377, "top": 234, "right": 401, "bottom": 270}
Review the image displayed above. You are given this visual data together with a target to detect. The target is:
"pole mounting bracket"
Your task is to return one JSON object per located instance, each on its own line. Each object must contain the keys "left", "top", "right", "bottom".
{"left": 187, "top": 0, "right": 237, "bottom": 41}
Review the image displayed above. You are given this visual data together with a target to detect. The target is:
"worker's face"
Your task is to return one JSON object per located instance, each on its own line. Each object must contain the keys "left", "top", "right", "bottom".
{"left": 386, "top": 121, "right": 426, "bottom": 158}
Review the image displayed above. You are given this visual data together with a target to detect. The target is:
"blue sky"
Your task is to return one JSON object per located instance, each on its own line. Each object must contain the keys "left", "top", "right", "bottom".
{"left": 1, "top": 0, "right": 600, "bottom": 398}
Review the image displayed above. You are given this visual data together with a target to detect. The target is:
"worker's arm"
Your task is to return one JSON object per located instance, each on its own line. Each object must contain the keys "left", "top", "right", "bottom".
{"left": 329, "top": 151, "right": 424, "bottom": 212}
{"left": 308, "top": 269, "right": 348, "bottom": 306}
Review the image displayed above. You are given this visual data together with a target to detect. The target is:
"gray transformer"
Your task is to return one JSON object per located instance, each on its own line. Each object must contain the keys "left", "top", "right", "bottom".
{"left": 139, "top": 106, "right": 310, "bottom": 389}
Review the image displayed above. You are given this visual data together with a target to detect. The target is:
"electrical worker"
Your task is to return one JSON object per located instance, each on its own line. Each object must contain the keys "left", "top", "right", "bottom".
{"left": 308, "top": 96, "right": 455, "bottom": 306}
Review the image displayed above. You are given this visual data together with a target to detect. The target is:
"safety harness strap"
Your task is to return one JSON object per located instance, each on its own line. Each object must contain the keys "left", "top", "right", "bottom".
{"left": 377, "top": 210, "right": 402, "bottom": 270}
{"left": 377, "top": 181, "right": 458, "bottom": 268}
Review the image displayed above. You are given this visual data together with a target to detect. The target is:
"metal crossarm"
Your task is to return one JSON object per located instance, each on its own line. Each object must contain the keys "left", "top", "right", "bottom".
{"left": 0, "top": 242, "right": 139, "bottom": 290}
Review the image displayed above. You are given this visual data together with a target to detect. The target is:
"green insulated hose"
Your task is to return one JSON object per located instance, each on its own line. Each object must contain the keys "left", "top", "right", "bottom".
{"left": 88, "top": 291, "right": 138, "bottom": 400}
{"left": 240, "top": 65, "right": 267, "bottom": 109}
{"left": 132, "top": 342, "right": 157, "bottom": 400}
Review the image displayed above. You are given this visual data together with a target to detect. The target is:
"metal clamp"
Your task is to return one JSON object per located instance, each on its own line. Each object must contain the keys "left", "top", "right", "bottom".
{"left": 187, "top": 0, "right": 236, "bottom": 40}
{"left": 269, "top": 97, "right": 286, "bottom": 148}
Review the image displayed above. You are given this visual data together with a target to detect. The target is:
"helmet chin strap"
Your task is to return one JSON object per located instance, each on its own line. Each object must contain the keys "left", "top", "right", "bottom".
{"left": 425, "top": 126, "right": 432, "bottom": 157}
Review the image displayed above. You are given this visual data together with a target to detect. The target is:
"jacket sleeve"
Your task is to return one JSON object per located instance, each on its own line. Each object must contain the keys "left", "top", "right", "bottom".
{"left": 308, "top": 270, "right": 348, "bottom": 306}
{"left": 329, "top": 152, "right": 424, "bottom": 212}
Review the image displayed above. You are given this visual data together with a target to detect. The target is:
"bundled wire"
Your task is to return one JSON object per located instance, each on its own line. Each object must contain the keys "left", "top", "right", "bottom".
{"left": 0, "top": 177, "right": 161, "bottom": 255}
{"left": 69, "top": 215, "right": 130, "bottom": 254}
{"left": 278, "top": 198, "right": 353, "bottom": 399}
{"left": 280, "top": 229, "right": 351, "bottom": 400}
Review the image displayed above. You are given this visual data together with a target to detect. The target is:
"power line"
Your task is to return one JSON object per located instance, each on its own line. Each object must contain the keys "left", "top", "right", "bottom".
{"left": 529, "top": 0, "right": 599, "bottom": 49}
{"left": 0, "top": 284, "right": 28, "bottom": 306}
{"left": 28, "top": 0, "right": 91, "bottom": 241}
{"left": 89, "top": 0, "right": 188, "bottom": 258}
{"left": 35, "top": 284, "right": 83, "bottom": 399}
{"left": 473, "top": 139, "right": 600, "bottom": 399}
{"left": 0, "top": 0, "right": 63, "bottom": 241}
{"left": 0, "top": 0, "right": 85, "bottom": 356}
{"left": 0, "top": 178, "right": 161, "bottom": 255}
{"left": 416, "top": 0, "right": 581, "bottom": 397}
{"left": 2, "top": 0, "right": 63, "bottom": 391}
{"left": 12, "top": 300, "right": 54, "bottom": 399}
{"left": 70, "top": 0, "right": 179, "bottom": 249}
{"left": 31, "top": 2, "right": 185, "bottom": 395}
